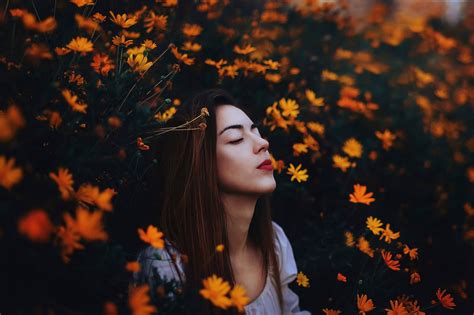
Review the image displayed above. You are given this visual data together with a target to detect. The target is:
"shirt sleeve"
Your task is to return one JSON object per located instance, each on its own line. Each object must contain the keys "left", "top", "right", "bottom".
{"left": 131, "top": 244, "right": 185, "bottom": 289}
{"left": 272, "top": 221, "right": 312, "bottom": 315}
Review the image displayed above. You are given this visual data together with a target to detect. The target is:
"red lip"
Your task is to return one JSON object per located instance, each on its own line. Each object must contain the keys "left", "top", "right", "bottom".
{"left": 257, "top": 159, "right": 272, "bottom": 169}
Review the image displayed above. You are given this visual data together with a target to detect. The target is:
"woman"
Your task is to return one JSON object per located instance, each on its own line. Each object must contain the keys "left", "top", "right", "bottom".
{"left": 132, "top": 88, "right": 311, "bottom": 315}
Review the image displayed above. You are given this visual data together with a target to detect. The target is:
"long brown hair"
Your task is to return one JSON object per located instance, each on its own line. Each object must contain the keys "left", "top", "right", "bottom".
{"left": 150, "top": 88, "right": 284, "bottom": 314}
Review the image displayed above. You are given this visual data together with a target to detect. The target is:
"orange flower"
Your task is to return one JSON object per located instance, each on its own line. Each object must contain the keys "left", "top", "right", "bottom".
{"left": 76, "top": 183, "right": 117, "bottom": 211}
{"left": 138, "top": 225, "right": 164, "bottom": 249}
{"left": 233, "top": 44, "right": 256, "bottom": 55}
{"left": 61, "top": 89, "right": 88, "bottom": 113}
{"left": 56, "top": 222, "right": 85, "bottom": 263}
{"left": 333, "top": 154, "right": 353, "bottom": 172}
{"left": 343, "top": 137, "right": 363, "bottom": 158}
{"left": 112, "top": 35, "right": 134, "bottom": 47}
{"left": 109, "top": 11, "right": 138, "bottom": 28}
{"left": 199, "top": 274, "right": 233, "bottom": 309}
{"left": 322, "top": 309, "right": 341, "bottom": 315}
{"left": 356, "top": 236, "right": 374, "bottom": 257}
{"left": 143, "top": 11, "right": 167, "bottom": 33}
{"left": 0, "top": 155, "right": 23, "bottom": 189}
{"left": 170, "top": 46, "right": 195, "bottom": 66}
{"left": 435, "top": 288, "right": 456, "bottom": 309}
{"left": 357, "top": 294, "right": 375, "bottom": 314}
{"left": 379, "top": 224, "right": 400, "bottom": 244}
{"left": 128, "top": 284, "right": 157, "bottom": 315}
{"left": 230, "top": 284, "right": 250, "bottom": 312}
{"left": 91, "top": 53, "right": 115, "bottom": 76}
{"left": 375, "top": 129, "right": 396, "bottom": 151}
{"left": 182, "top": 23, "right": 203, "bottom": 37}
{"left": 126, "top": 261, "right": 141, "bottom": 273}
{"left": 66, "top": 36, "right": 94, "bottom": 53}
{"left": 49, "top": 167, "right": 75, "bottom": 200}
{"left": 349, "top": 184, "right": 375, "bottom": 205}
{"left": 70, "top": 0, "right": 94, "bottom": 7}
{"left": 381, "top": 249, "right": 400, "bottom": 271}
{"left": 63, "top": 206, "right": 108, "bottom": 241}
{"left": 17, "top": 209, "right": 54, "bottom": 243}
{"left": 409, "top": 272, "right": 421, "bottom": 284}
{"left": 215, "top": 244, "right": 225, "bottom": 252}
{"left": 384, "top": 300, "right": 408, "bottom": 315}
{"left": 402, "top": 245, "right": 419, "bottom": 260}
{"left": 337, "top": 272, "right": 347, "bottom": 282}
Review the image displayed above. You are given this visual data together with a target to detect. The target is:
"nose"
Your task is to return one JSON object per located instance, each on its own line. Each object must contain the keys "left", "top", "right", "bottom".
{"left": 255, "top": 135, "right": 270, "bottom": 154}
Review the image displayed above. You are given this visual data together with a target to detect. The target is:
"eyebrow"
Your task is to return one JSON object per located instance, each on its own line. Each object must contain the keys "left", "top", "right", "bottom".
{"left": 218, "top": 123, "right": 258, "bottom": 136}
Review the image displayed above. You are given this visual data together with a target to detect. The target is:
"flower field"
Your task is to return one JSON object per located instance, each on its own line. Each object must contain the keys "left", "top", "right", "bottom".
{"left": 0, "top": 0, "right": 473, "bottom": 314}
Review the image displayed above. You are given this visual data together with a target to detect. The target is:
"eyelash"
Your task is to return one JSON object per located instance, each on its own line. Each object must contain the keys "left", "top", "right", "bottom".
{"left": 229, "top": 124, "right": 262, "bottom": 144}
{"left": 230, "top": 139, "right": 243, "bottom": 144}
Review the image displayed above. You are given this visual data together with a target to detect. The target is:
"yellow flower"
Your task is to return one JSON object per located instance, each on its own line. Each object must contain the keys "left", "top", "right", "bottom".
{"left": 296, "top": 271, "right": 310, "bottom": 287}
{"left": 199, "top": 274, "right": 233, "bottom": 309}
{"left": 343, "top": 137, "right": 363, "bottom": 158}
{"left": 305, "top": 89, "right": 325, "bottom": 107}
{"left": 230, "top": 284, "right": 250, "bottom": 312}
{"left": 332, "top": 154, "right": 352, "bottom": 172}
{"left": 137, "top": 225, "right": 164, "bottom": 249}
{"left": 109, "top": 11, "right": 138, "bottom": 28}
{"left": 128, "top": 284, "right": 157, "bottom": 315}
{"left": 286, "top": 163, "right": 309, "bottom": 183}
{"left": 349, "top": 183, "right": 375, "bottom": 205}
{"left": 127, "top": 53, "right": 153, "bottom": 75}
{"left": 49, "top": 167, "right": 75, "bottom": 200}
{"left": 66, "top": 36, "right": 94, "bottom": 53}
{"left": 126, "top": 46, "right": 146, "bottom": 56}
{"left": 278, "top": 98, "right": 299, "bottom": 118}
{"left": 357, "top": 294, "right": 375, "bottom": 314}
{"left": 0, "top": 155, "right": 23, "bottom": 189}
{"left": 366, "top": 216, "right": 384, "bottom": 235}
{"left": 215, "top": 244, "right": 225, "bottom": 252}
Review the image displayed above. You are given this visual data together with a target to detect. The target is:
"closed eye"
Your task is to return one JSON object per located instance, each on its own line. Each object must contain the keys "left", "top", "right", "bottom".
{"left": 229, "top": 138, "right": 243, "bottom": 144}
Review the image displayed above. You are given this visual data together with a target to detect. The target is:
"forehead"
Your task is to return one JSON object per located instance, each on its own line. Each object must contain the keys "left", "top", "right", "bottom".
{"left": 215, "top": 104, "right": 252, "bottom": 126}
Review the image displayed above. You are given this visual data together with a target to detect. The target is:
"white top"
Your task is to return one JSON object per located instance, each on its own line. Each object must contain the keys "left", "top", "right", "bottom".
{"left": 132, "top": 221, "right": 312, "bottom": 315}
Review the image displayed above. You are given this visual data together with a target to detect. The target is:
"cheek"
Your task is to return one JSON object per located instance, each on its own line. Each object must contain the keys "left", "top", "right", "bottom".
{"left": 216, "top": 147, "right": 253, "bottom": 187}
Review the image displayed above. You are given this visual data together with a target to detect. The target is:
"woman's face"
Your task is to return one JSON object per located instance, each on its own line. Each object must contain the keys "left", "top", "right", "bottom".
{"left": 215, "top": 104, "right": 276, "bottom": 195}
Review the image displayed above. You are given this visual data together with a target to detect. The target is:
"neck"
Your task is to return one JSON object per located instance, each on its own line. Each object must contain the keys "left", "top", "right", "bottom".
{"left": 221, "top": 192, "right": 258, "bottom": 259}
